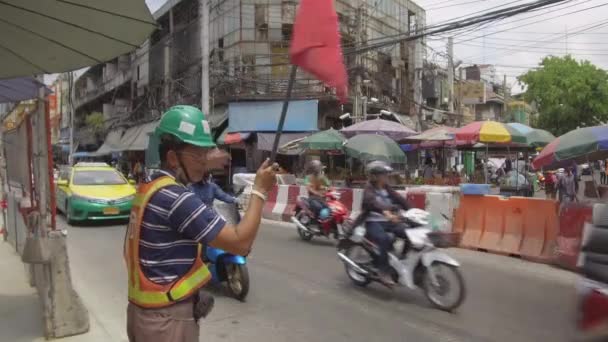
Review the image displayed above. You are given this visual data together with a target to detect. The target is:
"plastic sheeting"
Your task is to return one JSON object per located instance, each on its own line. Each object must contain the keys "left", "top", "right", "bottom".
{"left": 95, "top": 128, "right": 125, "bottom": 155}
{"left": 118, "top": 121, "right": 158, "bottom": 151}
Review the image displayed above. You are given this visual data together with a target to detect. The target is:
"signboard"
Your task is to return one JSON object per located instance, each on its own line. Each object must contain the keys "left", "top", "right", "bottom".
{"left": 456, "top": 81, "right": 486, "bottom": 105}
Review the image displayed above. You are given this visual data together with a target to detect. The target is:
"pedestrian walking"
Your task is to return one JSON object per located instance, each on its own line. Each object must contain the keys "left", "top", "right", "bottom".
{"left": 603, "top": 159, "right": 608, "bottom": 185}
{"left": 124, "top": 105, "right": 278, "bottom": 342}
{"left": 558, "top": 166, "right": 578, "bottom": 205}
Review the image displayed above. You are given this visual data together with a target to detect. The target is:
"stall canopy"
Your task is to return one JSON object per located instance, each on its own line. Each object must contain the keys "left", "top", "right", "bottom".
{"left": 95, "top": 128, "right": 125, "bottom": 155}
{"left": 217, "top": 128, "right": 251, "bottom": 145}
{"left": 118, "top": 121, "right": 158, "bottom": 151}
{"left": 228, "top": 100, "right": 318, "bottom": 132}
{"left": 257, "top": 132, "right": 312, "bottom": 155}
{"left": 0, "top": 0, "right": 156, "bottom": 80}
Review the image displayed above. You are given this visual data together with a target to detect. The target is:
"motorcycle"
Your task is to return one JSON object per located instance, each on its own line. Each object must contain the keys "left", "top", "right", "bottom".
{"left": 210, "top": 194, "right": 249, "bottom": 301}
{"left": 337, "top": 208, "right": 466, "bottom": 312}
{"left": 291, "top": 188, "right": 349, "bottom": 242}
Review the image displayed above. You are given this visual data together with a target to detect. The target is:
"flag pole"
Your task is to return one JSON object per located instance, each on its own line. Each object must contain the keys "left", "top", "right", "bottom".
{"left": 270, "top": 65, "right": 298, "bottom": 163}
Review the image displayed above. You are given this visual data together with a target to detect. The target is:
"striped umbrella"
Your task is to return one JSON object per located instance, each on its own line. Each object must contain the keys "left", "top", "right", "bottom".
{"left": 454, "top": 121, "right": 527, "bottom": 145}
{"left": 532, "top": 125, "right": 608, "bottom": 170}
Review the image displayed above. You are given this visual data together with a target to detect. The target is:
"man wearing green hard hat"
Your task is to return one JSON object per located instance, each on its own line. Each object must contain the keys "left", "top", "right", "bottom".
{"left": 124, "top": 105, "right": 277, "bottom": 341}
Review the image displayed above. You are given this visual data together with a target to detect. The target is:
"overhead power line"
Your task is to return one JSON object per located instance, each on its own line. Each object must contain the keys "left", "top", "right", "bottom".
{"left": 343, "top": 0, "right": 572, "bottom": 56}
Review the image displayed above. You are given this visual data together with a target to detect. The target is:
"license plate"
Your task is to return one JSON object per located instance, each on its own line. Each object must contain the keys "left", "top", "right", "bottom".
{"left": 103, "top": 207, "right": 120, "bottom": 215}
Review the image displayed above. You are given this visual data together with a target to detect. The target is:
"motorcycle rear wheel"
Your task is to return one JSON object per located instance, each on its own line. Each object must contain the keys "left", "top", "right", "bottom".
{"left": 343, "top": 245, "right": 372, "bottom": 287}
{"left": 226, "top": 264, "right": 250, "bottom": 302}
{"left": 422, "top": 262, "right": 466, "bottom": 312}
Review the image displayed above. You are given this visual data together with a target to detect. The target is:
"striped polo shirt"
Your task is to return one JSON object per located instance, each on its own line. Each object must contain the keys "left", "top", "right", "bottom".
{"left": 138, "top": 170, "right": 226, "bottom": 284}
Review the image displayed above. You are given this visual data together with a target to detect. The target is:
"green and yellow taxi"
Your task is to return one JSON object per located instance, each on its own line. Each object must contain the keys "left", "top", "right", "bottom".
{"left": 56, "top": 162, "right": 136, "bottom": 223}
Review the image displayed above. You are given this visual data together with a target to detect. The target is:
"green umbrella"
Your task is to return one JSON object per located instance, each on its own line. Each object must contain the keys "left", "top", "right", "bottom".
{"left": 506, "top": 123, "right": 555, "bottom": 148}
{"left": 299, "top": 128, "right": 346, "bottom": 150}
{"left": 344, "top": 134, "right": 406, "bottom": 164}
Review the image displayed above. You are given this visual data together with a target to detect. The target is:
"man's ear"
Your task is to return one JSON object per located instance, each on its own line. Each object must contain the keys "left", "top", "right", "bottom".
{"left": 166, "top": 150, "right": 178, "bottom": 169}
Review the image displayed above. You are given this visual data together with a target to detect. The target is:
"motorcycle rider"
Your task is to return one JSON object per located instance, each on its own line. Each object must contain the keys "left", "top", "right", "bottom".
{"left": 361, "top": 160, "right": 411, "bottom": 287}
{"left": 190, "top": 173, "right": 237, "bottom": 207}
{"left": 304, "top": 160, "right": 331, "bottom": 221}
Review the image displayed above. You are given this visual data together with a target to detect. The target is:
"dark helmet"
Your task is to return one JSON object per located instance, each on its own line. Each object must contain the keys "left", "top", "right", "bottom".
{"left": 366, "top": 160, "right": 393, "bottom": 176}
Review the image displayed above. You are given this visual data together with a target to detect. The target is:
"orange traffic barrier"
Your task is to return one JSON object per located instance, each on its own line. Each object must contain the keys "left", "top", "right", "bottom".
{"left": 452, "top": 195, "right": 559, "bottom": 263}
{"left": 454, "top": 195, "right": 486, "bottom": 248}
{"left": 478, "top": 196, "right": 506, "bottom": 252}
{"left": 499, "top": 197, "right": 525, "bottom": 255}
{"left": 518, "top": 198, "right": 559, "bottom": 262}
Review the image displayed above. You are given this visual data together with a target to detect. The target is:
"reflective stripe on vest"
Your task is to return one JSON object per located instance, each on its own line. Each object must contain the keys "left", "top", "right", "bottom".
{"left": 124, "top": 176, "right": 211, "bottom": 308}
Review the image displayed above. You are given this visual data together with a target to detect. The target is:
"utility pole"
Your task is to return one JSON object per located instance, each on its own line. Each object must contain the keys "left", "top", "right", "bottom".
{"left": 458, "top": 68, "right": 463, "bottom": 127}
{"left": 502, "top": 74, "right": 508, "bottom": 122}
{"left": 353, "top": 5, "right": 363, "bottom": 123}
{"left": 200, "top": 0, "right": 210, "bottom": 115}
{"left": 447, "top": 37, "right": 454, "bottom": 114}
{"left": 68, "top": 72, "right": 74, "bottom": 166}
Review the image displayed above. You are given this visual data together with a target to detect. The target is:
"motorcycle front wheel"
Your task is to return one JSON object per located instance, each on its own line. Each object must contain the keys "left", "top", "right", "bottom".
{"left": 226, "top": 264, "right": 250, "bottom": 302}
{"left": 295, "top": 212, "right": 314, "bottom": 241}
{"left": 343, "top": 245, "right": 372, "bottom": 287}
{"left": 423, "top": 262, "right": 466, "bottom": 312}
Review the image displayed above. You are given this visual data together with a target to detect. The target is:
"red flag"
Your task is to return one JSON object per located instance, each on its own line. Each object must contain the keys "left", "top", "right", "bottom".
{"left": 289, "top": 0, "right": 348, "bottom": 103}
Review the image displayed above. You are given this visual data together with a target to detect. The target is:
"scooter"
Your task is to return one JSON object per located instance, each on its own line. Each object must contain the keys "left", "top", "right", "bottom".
{"left": 209, "top": 195, "right": 249, "bottom": 301}
{"left": 337, "top": 208, "right": 466, "bottom": 312}
{"left": 291, "top": 188, "right": 350, "bottom": 242}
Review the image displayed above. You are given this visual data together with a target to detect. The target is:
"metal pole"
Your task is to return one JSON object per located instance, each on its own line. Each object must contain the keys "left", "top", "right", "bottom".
{"left": 200, "top": 0, "right": 210, "bottom": 115}
{"left": 68, "top": 72, "right": 74, "bottom": 166}
{"left": 270, "top": 65, "right": 298, "bottom": 163}
{"left": 447, "top": 37, "right": 454, "bottom": 114}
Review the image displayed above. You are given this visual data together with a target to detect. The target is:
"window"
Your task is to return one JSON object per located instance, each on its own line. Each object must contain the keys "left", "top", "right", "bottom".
{"left": 255, "top": 4, "right": 268, "bottom": 40}
{"left": 72, "top": 170, "right": 127, "bottom": 186}
{"left": 281, "top": 24, "right": 293, "bottom": 41}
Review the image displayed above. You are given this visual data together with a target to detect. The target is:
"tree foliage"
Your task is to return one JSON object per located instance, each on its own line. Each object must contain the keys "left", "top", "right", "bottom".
{"left": 85, "top": 112, "right": 105, "bottom": 136}
{"left": 518, "top": 55, "right": 608, "bottom": 136}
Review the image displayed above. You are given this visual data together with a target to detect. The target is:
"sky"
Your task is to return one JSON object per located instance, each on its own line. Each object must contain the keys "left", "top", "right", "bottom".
{"left": 418, "top": 0, "right": 608, "bottom": 93}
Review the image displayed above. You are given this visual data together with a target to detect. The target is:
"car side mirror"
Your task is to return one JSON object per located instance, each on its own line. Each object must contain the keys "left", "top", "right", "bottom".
{"left": 129, "top": 179, "right": 136, "bottom": 185}
{"left": 57, "top": 179, "right": 68, "bottom": 187}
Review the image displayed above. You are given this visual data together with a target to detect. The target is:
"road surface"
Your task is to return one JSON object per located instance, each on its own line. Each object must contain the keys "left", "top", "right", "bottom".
{"left": 63, "top": 217, "right": 578, "bottom": 342}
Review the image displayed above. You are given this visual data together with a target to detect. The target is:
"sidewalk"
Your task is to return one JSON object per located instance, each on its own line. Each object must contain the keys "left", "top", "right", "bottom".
{"left": 0, "top": 242, "right": 113, "bottom": 342}
{"left": 0, "top": 242, "right": 44, "bottom": 342}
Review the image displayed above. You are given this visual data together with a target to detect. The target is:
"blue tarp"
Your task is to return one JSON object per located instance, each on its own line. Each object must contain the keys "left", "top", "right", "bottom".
{"left": 228, "top": 100, "right": 318, "bottom": 133}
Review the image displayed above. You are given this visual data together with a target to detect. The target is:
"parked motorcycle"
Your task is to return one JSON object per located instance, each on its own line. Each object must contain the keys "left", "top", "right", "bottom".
{"left": 337, "top": 208, "right": 466, "bottom": 312}
{"left": 291, "top": 188, "right": 350, "bottom": 242}
{"left": 210, "top": 194, "right": 249, "bottom": 301}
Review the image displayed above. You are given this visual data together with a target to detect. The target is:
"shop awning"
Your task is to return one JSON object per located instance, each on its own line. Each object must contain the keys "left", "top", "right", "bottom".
{"left": 228, "top": 100, "right": 318, "bottom": 133}
{"left": 119, "top": 121, "right": 158, "bottom": 151}
{"left": 0, "top": 77, "right": 51, "bottom": 103}
{"left": 95, "top": 129, "right": 125, "bottom": 155}
{"left": 208, "top": 105, "right": 228, "bottom": 129}
{"left": 257, "top": 132, "right": 312, "bottom": 155}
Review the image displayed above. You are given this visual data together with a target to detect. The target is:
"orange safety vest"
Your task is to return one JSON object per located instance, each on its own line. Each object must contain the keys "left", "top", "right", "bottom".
{"left": 124, "top": 176, "right": 211, "bottom": 308}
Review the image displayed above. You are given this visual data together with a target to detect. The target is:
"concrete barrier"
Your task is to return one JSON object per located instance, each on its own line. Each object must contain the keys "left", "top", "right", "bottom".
{"left": 5, "top": 188, "right": 89, "bottom": 339}
{"left": 260, "top": 185, "right": 461, "bottom": 227}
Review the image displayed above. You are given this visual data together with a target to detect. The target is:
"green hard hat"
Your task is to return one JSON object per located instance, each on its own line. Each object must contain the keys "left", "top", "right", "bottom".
{"left": 154, "top": 105, "right": 216, "bottom": 148}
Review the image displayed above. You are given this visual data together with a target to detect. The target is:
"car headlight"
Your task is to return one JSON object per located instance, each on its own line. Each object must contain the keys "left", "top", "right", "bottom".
{"left": 71, "top": 194, "right": 90, "bottom": 202}
{"left": 123, "top": 195, "right": 135, "bottom": 202}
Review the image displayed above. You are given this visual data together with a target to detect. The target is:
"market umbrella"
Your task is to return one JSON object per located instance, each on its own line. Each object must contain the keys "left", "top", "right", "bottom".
{"left": 341, "top": 118, "right": 418, "bottom": 141}
{"left": 454, "top": 121, "right": 527, "bottom": 145}
{"left": 0, "top": 0, "right": 156, "bottom": 79}
{"left": 344, "top": 134, "right": 406, "bottom": 164}
{"left": 507, "top": 123, "right": 555, "bottom": 148}
{"left": 298, "top": 128, "right": 346, "bottom": 150}
{"left": 532, "top": 125, "right": 608, "bottom": 170}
